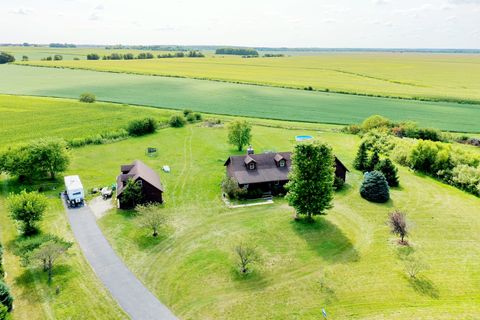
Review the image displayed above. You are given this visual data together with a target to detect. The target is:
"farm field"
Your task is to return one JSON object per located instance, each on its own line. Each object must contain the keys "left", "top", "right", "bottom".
{"left": 0, "top": 95, "right": 479, "bottom": 319}
{"left": 1, "top": 65, "right": 479, "bottom": 133}
{"left": 17, "top": 52, "right": 480, "bottom": 104}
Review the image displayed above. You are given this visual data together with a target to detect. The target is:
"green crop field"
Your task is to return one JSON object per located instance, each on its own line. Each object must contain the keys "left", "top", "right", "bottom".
{"left": 17, "top": 52, "right": 480, "bottom": 104}
{"left": 0, "top": 95, "right": 479, "bottom": 319}
{"left": 1, "top": 65, "right": 479, "bottom": 133}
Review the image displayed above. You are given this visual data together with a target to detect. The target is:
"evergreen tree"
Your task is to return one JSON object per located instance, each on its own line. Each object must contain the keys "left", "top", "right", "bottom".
{"left": 367, "top": 150, "right": 380, "bottom": 172}
{"left": 360, "top": 171, "right": 390, "bottom": 203}
{"left": 353, "top": 142, "right": 369, "bottom": 172}
{"left": 286, "top": 142, "right": 335, "bottom": 220}
{"left": 375, "top": 158, "right": 400, "bottom": 187}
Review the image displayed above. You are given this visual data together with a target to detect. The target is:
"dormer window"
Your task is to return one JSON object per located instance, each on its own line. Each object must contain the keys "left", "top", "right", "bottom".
{"left": 279, "top": 159, "right": 286, "bottom": 167}
{"left": 249, "top": 163, "right": 256, "bottom": 170}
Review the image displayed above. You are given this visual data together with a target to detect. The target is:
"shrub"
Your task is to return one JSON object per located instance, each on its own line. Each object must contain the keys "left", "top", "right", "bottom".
{"left": 126, "top": 118, "right": 158, "bottom": 136}
{"left": 186, "top": 113, "right": 196, "bottom": 123}
{"left": 86, "top": 53, "right": 100, "bottom": 60}
{"left": 0, "top": 304, "right": 7, "bottom": 319}
{"left": 361, "top": 115, "right": 391, "bottom": 131}
{"left": 183, "top": 109, "right": 193, "bottom": 117}
{"left": 375, "top": 158, "right": 399, "bottom": 187}
{"left": 0, "top": 52, "right": 15, "bottom": 64}
{"left": 0, "top": 244, "right": 4, "bottom": 278}
{"left": 451, "top": 164, "right": 480, "bottom": 195}
{"left": 222, "top": 177, "right": 246, "bottom": 199}
{"left": 333, "top": 176, "right": 345, "bottom": 191}
{"left": 169, "top": 115, "right": 186, "bottom": 128}
{"left": 0, "top": 281, "right": 13, "bottom": 312}
{"left": 53, "top": 54, "right": 63, "bottom": 61}
{"left": 342, "top": 124, "right": 361, "bottom": 135}
{"left": 79, "top": 93, "right": 96, "bottom": 103}
{"left": 360, "top": 171, "right": 390, "bottom": 203}
{"left": 194, "top": 113, "right": 202, "bottom": 121}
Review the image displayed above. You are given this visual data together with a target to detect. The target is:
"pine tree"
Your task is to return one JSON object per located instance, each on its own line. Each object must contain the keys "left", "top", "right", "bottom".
{"left": 367, "top": 150, "right": 380, "bottom": 172}
{"left": 360, "top": 171, "right": 390, "bottom": 203}
{"left": 375, "top": 158, "right": 400, "bottom": 187}
{"left": 353, "top": 142, "right": 369, "bottom": 172}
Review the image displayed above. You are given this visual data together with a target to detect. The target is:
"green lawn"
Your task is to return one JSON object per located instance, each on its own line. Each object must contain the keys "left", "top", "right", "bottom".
{"left": 0, "top": 180, "right": 128, "bottom": 320}
{"left": 17, "top": 52, "right": 480, "bottom": 104}
{"left": 64, "top": 124, "right": 480, "bottom": 319}
{"left": 1, "top": 65, "right": 480, "bottom": 133}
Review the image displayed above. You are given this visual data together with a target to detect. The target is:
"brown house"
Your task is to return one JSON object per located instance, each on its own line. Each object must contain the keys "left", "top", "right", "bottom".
{"left": 224, "top": 147, "right": 348, "bottom": 196}
{"left": 116, "top": 160, "right": 164, "bottom": 209}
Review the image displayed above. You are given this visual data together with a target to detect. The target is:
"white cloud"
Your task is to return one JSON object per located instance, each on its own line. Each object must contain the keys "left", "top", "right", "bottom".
{"left": 89, "top": 12, "right": 101, "bottom": 21}
{"left": 10, "top": 8, "right": 33, "bottom": 15}
{"left": 372, "top": 0, "right": 389, "bottom": 5}
{"left": 449, "top": 0, "right": 480, "bottom": 4}
{"left": 94, "top": 4, "right": 104, "bottom": 10}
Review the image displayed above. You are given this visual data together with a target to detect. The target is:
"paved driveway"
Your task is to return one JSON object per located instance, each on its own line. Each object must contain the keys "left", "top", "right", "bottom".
{"left": 65, "top": 201, "right": 177, "bottom": 320}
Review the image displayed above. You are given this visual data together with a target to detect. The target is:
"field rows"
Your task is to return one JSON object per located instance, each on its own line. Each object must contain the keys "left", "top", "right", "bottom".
{"left": 1, "top": 65, "right": 479, "bottom": 132}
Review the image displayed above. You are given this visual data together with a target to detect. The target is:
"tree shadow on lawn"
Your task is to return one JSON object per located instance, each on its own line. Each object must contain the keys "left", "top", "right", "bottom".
{"left": 404, "top": 274, "right": 440, "bottom": 299}
{"left": 14, "top": 264, "right": 73, "bottom": 303}
{"left": 230, "top": 267, "right": 271, "bottom": 291}
{"left": 290, "top": 217, "right": 359, "bottom": 263}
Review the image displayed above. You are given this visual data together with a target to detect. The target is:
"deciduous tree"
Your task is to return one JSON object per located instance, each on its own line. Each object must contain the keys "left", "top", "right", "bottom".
{"left": 31, "top": 239, "right": 72, "bottom": 283}
{"left": 235, "top": 243, "right": 258, "bottom": 275}
{"left": 286, "top": 142, "right": 335, "bottom": 219}
{"left": 388, "top": 210, "right": 409, "bottom": 244}
{"left": 136, "top": 204, "right": 165, "bottom": 237}
{"left": 8, "top": 190, "right": 48, "bottom": 235}
{"left": 227, "top": 120, "right": 252, "bottom": 151}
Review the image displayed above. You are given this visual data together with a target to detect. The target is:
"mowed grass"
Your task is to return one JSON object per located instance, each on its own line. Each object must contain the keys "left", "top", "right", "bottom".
{"left": 1, "top": 65, "right": 479, "bottom": 133}
{"left": 0, "top": 181, "right": 128, "bottom": 320}
{"left": 63, "top": 124, "right": 480, "bottom": 319}
{"left": 18, "top": 53, "right": 480, "bottom": 104}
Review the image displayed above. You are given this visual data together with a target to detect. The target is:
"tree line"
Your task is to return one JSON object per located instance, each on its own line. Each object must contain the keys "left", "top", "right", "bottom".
{"left": 215, "top": 48, "right": 259, "bottom": 56}
{"left": 87, "top": 50, "right": 204, "bottom": 60}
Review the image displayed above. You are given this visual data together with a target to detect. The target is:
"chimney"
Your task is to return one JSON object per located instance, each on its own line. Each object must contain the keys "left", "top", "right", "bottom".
{"left": 247, "top": 145, "right": 254, "bottom": 155}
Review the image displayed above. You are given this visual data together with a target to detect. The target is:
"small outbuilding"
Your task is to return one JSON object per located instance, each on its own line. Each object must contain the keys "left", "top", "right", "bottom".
{"left": 116, "top": 160, "right": 164, "bottom": 209}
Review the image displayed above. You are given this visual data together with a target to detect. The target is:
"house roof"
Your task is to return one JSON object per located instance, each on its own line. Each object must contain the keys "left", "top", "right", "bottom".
{"left": 117, "top": 160, "right": 164, "bottom": 196}
{"left": 224, "top": 152, "right": 349, "bottom": 185}
{"left": 224, "top": 152, "right": 292, "bottom": 185}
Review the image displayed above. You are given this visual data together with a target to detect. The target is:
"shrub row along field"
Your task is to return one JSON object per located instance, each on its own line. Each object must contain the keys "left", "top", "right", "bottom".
{"left": 0, "top": 95, "right": 479, "bottom": 319}
{"left": 16, "top": 51, "right": 480, "bottom": 104}
{"left": 1, "top": 65, "right": 479, "bottom": 133}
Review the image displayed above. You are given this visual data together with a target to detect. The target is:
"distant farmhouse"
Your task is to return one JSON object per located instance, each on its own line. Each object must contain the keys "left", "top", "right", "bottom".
{"left": 224, "top": 146, "right": 348, "bottom": 195}
{"left": 116, "top": 160, "right": 164, "bottom": 208}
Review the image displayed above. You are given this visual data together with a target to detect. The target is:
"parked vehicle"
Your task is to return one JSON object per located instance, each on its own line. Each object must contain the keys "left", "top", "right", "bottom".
{"left": 64, "top": 175, "right": 85, "bottom": 207}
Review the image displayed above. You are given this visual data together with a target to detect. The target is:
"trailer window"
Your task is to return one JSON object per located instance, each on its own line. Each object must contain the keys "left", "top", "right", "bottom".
{"left": 73, "top": 192, "right": 82, "bottom": 196}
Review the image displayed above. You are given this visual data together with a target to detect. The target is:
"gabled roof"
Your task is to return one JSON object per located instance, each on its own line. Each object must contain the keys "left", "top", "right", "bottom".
{"left": 117, "top": 160, "right": 164, "bottom": 196}
{"left": 225, "top": 152, "right": 292, "bottom": 185}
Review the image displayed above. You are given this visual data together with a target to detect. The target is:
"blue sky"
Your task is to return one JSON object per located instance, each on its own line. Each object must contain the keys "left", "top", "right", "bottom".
{"left": 2, "top": 0, "right": 480, "bottom": 48}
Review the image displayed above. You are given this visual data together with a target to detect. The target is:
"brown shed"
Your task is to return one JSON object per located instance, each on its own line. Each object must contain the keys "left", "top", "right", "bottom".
{"left": 116, "top": 160, "right": 164, "bottom": 209}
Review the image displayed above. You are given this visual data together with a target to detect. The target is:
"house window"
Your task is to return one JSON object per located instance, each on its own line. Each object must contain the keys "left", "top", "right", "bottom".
{"left": 274, "top": 181, "right": 280, "bottom": 186}
{"left": 279, "top": 160, "right": 286, "bottom": 167}
{"left": 136, "top": 180, "right": 143, "bottom": 187}
{"left": 249, "top": 163, "right": 255, "bottom": 170}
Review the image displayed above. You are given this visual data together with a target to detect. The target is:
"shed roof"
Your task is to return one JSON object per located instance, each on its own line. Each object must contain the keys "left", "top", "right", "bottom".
{"left": 117, "top": 160, "right": 164, "bottom": 196}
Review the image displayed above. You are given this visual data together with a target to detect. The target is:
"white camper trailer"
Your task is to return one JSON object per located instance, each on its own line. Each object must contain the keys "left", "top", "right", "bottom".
{"left": 64, "top": 175, "right": 85, "bottom": 207}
